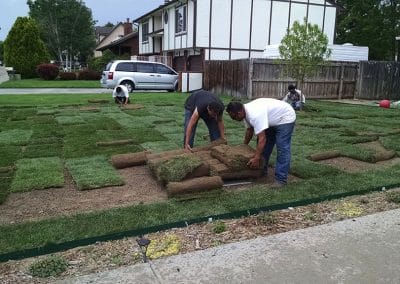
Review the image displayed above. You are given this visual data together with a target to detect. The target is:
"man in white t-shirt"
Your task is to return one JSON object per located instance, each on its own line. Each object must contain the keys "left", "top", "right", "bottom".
{"left": 226, "top": 98, "right": 296, "bottom": 186}
{"left": 112, "top": 85, "right": 130, "bottom": 105}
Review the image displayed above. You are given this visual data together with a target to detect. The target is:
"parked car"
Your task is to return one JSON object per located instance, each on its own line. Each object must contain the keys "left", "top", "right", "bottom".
{"left": 100, "top": 60, "right": 179, "bottom": 92}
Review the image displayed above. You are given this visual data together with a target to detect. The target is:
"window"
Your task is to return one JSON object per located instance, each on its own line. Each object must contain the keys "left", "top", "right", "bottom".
{"left": 155, "top": 64, "right": 175, "bottom": 75}
{"left": 175, "top": 5, "right": 187, "bottom": 34}
{"left": 115, "top": 62, "right": 136, "bottom": 72}
{"left": 137, "top": 63, "right": 155, "bottom": 73}
{"left": 142, "top": 22, "right": 149, "bottom": 43}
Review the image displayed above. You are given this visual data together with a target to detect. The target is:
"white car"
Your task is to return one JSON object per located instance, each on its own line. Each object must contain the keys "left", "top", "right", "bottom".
{"left": 100, "top": 60, "right": 179, "bottom": 92}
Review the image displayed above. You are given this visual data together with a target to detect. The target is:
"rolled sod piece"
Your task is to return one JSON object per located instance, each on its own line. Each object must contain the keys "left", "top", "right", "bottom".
{"left": 111, "top": 151, "right": 148, "bottom": 169}
{"left": 166, "top": 176, "right": 223, "bottom": 196}
{"left": 96, "top": 139, "right": 135, "bottom": 147}
{"left": 184, "top": 163, "right": 211, "bottom": 179}
{"left": 372, "top": 150, "right": 396, "bottom": 162}
{"left": 308, "top": 150, "right": 341, "bottom": 161}
{"left": 191, "top": 137, "right": 227, "bottom": 152}
{"left": 146, "top": 149, "right": 188, "bottom": 161}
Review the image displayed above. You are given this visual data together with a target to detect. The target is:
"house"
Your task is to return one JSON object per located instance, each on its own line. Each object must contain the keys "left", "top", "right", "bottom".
{"left": 133, "top": 0, "right": 338, "bottom": 72}
{"left": 94, "top": 19, "right": 137, "bottom": 58}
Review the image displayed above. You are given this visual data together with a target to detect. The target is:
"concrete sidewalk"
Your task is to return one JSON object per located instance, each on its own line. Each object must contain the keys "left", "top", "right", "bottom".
{"left": 58, "top": 208, "right": 400, "bottom": 284}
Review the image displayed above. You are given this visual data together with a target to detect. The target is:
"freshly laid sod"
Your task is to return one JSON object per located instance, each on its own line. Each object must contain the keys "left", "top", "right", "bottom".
{"left": 66, "top": 155, "right": 124, "bottom": 190}
{"left": 0, "top": 92, "right": 399, "bottom": 259}
{"left": 10, "top": 157, "right": 64, "bottom": 193}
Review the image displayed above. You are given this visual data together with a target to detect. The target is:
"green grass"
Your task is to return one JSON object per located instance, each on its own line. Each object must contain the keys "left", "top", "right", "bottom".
{"left": 66, "top": 155, "right": 124, "bottom": 190}
{"left": 10, "top": 157, "right": 64, "bottom": 192}
{"left": 0, "top": 93, "right": 400, "bottom": 257}
{"left": 0, "top": 79, "right": 100, "bottom": 88}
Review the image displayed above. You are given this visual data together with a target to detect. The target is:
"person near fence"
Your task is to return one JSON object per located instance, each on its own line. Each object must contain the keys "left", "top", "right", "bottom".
{"left": 184, "top": 89, "right": 225, "bottom": 150}
{"left": 112, "top": 85, "right": 130, "bottom": 105}
{"left": 226, "top": 98, "right": 296, "bottom": 187}
{"left": 282, "top": 84, "right": 305, "bottom": 111}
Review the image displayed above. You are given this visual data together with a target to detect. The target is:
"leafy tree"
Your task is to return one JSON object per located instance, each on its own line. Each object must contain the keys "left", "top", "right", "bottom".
{"left": 87, "top": 50, "right": 130, "bottom": 73}
{"left": 279, "top": 18, "right": 331, "bottom": 87}
{"left": 104, "top": 22, "right": 115, "bottom": 28}
{"left": 28, "top": 0, "right": 96, "bottom": 70}
{"left": 0, "top": 41, "right": 4, "bottom": 63}
{"left": 336, "top": 0, "right": 400, "bottom": 60}
{"left": 3, "top": 17, "right": 49, "bottom": 78}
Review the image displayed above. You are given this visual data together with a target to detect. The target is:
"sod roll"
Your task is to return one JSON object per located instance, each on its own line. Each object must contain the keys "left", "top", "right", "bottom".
{"left": 373, "top": 150, "right": 396, "bottom": 162}
{"left": 308, "top": 150, "right": 341, "bottom": 161}
{"left": 219, "top": 169, "right": 263, "bottom": 180}
{"left": 166, "top": 176, "right": 223, "bottom": 196}
{"left": 184, "top": 163, "right": 210, "bottom": 179}
{"left": 111, "top": 152, "right": 148, "bottom": 169}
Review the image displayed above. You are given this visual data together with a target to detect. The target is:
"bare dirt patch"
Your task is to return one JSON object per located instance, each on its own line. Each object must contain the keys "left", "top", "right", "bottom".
{"left": 0, "top": 166, "right": 167, "bottom": 225}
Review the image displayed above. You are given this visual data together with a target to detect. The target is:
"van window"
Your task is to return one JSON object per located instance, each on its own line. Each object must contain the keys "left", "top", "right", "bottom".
{"left": 115, "top": 62, "right": 136, "bottom": 72}
{"left": 104, "top": 62, "right": 113, "bottom": 71}
{"left": 137, "top": 63, "right": 155, "bottom": 73}
{"left": 155, "top": 64, "right": 175, "bottom": 75}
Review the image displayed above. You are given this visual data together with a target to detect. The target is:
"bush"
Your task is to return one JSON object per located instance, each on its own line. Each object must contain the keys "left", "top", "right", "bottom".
{"left": 212, "top": 221, "right": 227, "bottom": 234}
{"left": 29, "top": 255, "right": 68, "bottom": 278}
{"left": 36, "top": 64, "right": 59, "bottom": 80}
{"left": 77, "top": 69, "right": 101, "bottom": 80}
{"left": 59, "top": 72, "right": 76, "bottom": 80}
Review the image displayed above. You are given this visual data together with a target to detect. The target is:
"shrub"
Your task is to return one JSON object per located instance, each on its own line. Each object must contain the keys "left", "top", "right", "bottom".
{"left": 29, "top": 255, "right": 68, "bottom": 278}
{"left": 386, "top": 191, "right": 400, "bottom": 204}
{"left": 77, "top": 69, "right": 101, "bottom": 80}
{"left": 59, "top": 72, "right": 76, "bottom": 80}
{"left": 36, "top": 64, "right": 59, "bottom": 80}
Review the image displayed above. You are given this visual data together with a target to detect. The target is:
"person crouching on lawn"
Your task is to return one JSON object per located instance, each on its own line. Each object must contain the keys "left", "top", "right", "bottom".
{"left": 184, "top": 89, "right": 225, "bottom": 151}
{"left": 226, "top": 98, "right": 296, "bottom": 187}
{"left": 112, "top": 85, "right": 130, "bottom": 105}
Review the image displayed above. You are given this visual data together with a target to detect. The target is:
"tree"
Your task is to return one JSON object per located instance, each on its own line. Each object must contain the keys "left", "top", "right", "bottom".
{"left": 3, "top": 17, "right": 49, "bottom": 78}
{"left": 336, "top": 0, "right": 400, "bottom": 60}
{"left": 0, "top": 41, "right": 4, "bottom": 64}
{"left": 27, "top": 0, "right": 96, "bottom": 70}
{"left": 279, "top": 18, "right": 331, "bottom": 87}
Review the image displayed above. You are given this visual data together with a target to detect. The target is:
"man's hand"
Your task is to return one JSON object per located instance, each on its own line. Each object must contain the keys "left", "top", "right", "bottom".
{"left": 247, "top": 156, "right": 261, "bottom": 169}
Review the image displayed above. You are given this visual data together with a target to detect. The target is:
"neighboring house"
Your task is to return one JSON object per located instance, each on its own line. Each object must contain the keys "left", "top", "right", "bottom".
{"left": 96, "top": 32, "right": 139, "bottom": 57}
{"left": 94, "top": 19, "right": 136, "bottom": 57}
{"left": 133, "top": 0, "right": 338, "bottom": 72}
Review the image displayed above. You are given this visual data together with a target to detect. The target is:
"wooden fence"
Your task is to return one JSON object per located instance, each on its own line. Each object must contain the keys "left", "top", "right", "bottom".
{"left": 203, "top": 59, "right": 400, "bottom": 100}
{"left": 357, "top": 61, "right": 400, "bottom": 100}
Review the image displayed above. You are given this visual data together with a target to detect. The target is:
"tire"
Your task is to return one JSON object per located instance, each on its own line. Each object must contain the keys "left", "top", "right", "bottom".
{"left": 121, "top": 81, "right": 134, "bottom": 93}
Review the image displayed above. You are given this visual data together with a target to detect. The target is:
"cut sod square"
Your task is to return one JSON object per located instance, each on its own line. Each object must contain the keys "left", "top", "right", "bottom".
{"left": 11, "top": 157, "right": 64, "bottom": 193}
{"left": 66, "top": 155, "right": 124, "bottom": 190}
{"left": 0, "top": 129, "right": 33, "bottom": 146}
{"left": 56, "top": 116, "right": 85, "bottom": 125}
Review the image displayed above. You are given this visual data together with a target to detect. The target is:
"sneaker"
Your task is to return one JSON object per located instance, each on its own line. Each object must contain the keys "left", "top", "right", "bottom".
{"left": 271, "top": 180, "right": 286, "bottom": 188}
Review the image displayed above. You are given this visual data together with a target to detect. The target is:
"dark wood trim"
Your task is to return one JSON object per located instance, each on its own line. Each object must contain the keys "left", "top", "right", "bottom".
{"left": 207, "top": 46, "right": 264, "bottom": 52}
{"left": 268, "top": 0, "right": 274, "bottom": 45}
{"left": 248, "top": 0, "right": 254, "bottom": 58}
{"left": 152, "top": 16, "right": 155, "bottom": 54}
{"left": 208, "top": 0, "right": 213, "bottom": 60}
{"left": 229, "top": 0, "right": 234, "bottom": 60}
{"left": 322, "top": 0, "right": 327, "bottom": 34}
{"left": 193, "top": 0, "right": 197, "bottom": 48}
{"left": 287, "top": 0, "right": 292, "bottom": 33}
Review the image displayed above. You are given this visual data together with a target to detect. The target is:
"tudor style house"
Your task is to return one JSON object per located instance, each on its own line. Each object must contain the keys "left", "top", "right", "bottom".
{"left": 133, "top": 0, "right": 338, "bottom": 72}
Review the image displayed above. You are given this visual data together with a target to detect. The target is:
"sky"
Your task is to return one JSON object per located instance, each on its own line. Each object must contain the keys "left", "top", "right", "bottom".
{"left": 0, "top": 0, "right": 165, "bottom": 41}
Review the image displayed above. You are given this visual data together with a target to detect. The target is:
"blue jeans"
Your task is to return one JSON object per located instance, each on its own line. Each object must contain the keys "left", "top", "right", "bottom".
{"left": 262, "top": 122, "right": 295, "bottom": 184}
{"left": 184, "top": 109, "right": 221, "bottom": 147}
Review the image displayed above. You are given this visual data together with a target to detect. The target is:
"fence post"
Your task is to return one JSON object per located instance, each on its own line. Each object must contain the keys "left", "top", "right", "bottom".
{"left": 338, "top": 65, "right": 344, "bottom": 100}
{"left": 355, "top": 62, "right": 362, "bottom": 100}
{"left": 247, "top": 59, "right": 253, "bottom": 100}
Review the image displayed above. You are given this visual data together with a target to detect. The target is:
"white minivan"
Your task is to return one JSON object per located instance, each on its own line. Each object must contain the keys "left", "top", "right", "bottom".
{"left": 100, "top": 60, "right": 179, "bottom": 92}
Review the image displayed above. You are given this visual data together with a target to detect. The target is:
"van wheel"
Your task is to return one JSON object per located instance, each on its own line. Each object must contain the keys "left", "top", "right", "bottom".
{"left": 121, "top": 81, "right": 134, "bottom": 93}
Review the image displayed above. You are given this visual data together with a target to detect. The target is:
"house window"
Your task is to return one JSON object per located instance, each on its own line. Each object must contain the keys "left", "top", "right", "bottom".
{"left": 142, "top": 22, "right": 149, "bottom": 43}
{"left": 175, "top": 5, "right": 187, "bottom": 34}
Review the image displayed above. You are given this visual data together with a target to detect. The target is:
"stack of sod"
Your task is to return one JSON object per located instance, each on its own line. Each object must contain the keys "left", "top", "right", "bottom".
{"left": 167, "top": 176, "right": 223, "bottom": 197}
{"left": 210, "top": 144, "right": 263, "bottom": 180}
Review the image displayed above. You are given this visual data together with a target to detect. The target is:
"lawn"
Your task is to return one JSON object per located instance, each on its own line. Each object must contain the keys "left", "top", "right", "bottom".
{"left": 0, "top": 78, "right": 100, "bottom": 88}
{"left": 0, "top": 92, "right": 400, "bottom": 260}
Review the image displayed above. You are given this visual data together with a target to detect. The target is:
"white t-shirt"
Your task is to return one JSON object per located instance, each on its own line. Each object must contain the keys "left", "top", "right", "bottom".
{"left": 112, "top": 85, "right": 129, "bottom": 98}
{"left": 244, "top": 98, "right": 296, "bottom": 134}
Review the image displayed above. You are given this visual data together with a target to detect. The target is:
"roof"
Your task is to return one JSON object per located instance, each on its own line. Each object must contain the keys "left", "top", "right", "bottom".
{"left": 96, "top": 32, "right": 138, "bottom": 51}
{"left": 132, "top": 0, "right": 339, "bottom": 23}
{"left": 95, "top": 26, "right": 113, "bottom": 36}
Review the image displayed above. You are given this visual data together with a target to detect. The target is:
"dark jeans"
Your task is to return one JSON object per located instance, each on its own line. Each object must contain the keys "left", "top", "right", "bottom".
{"left": 262, "top": 122, "right": 295, "bottom": 184}
{"left": 184, "top": 109, "right": 221, "bottom": 147}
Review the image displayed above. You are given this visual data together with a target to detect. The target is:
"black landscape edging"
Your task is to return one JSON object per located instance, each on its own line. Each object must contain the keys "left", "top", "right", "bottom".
{"left": 0, "top": 184, "right": 396, "bottom": 262}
